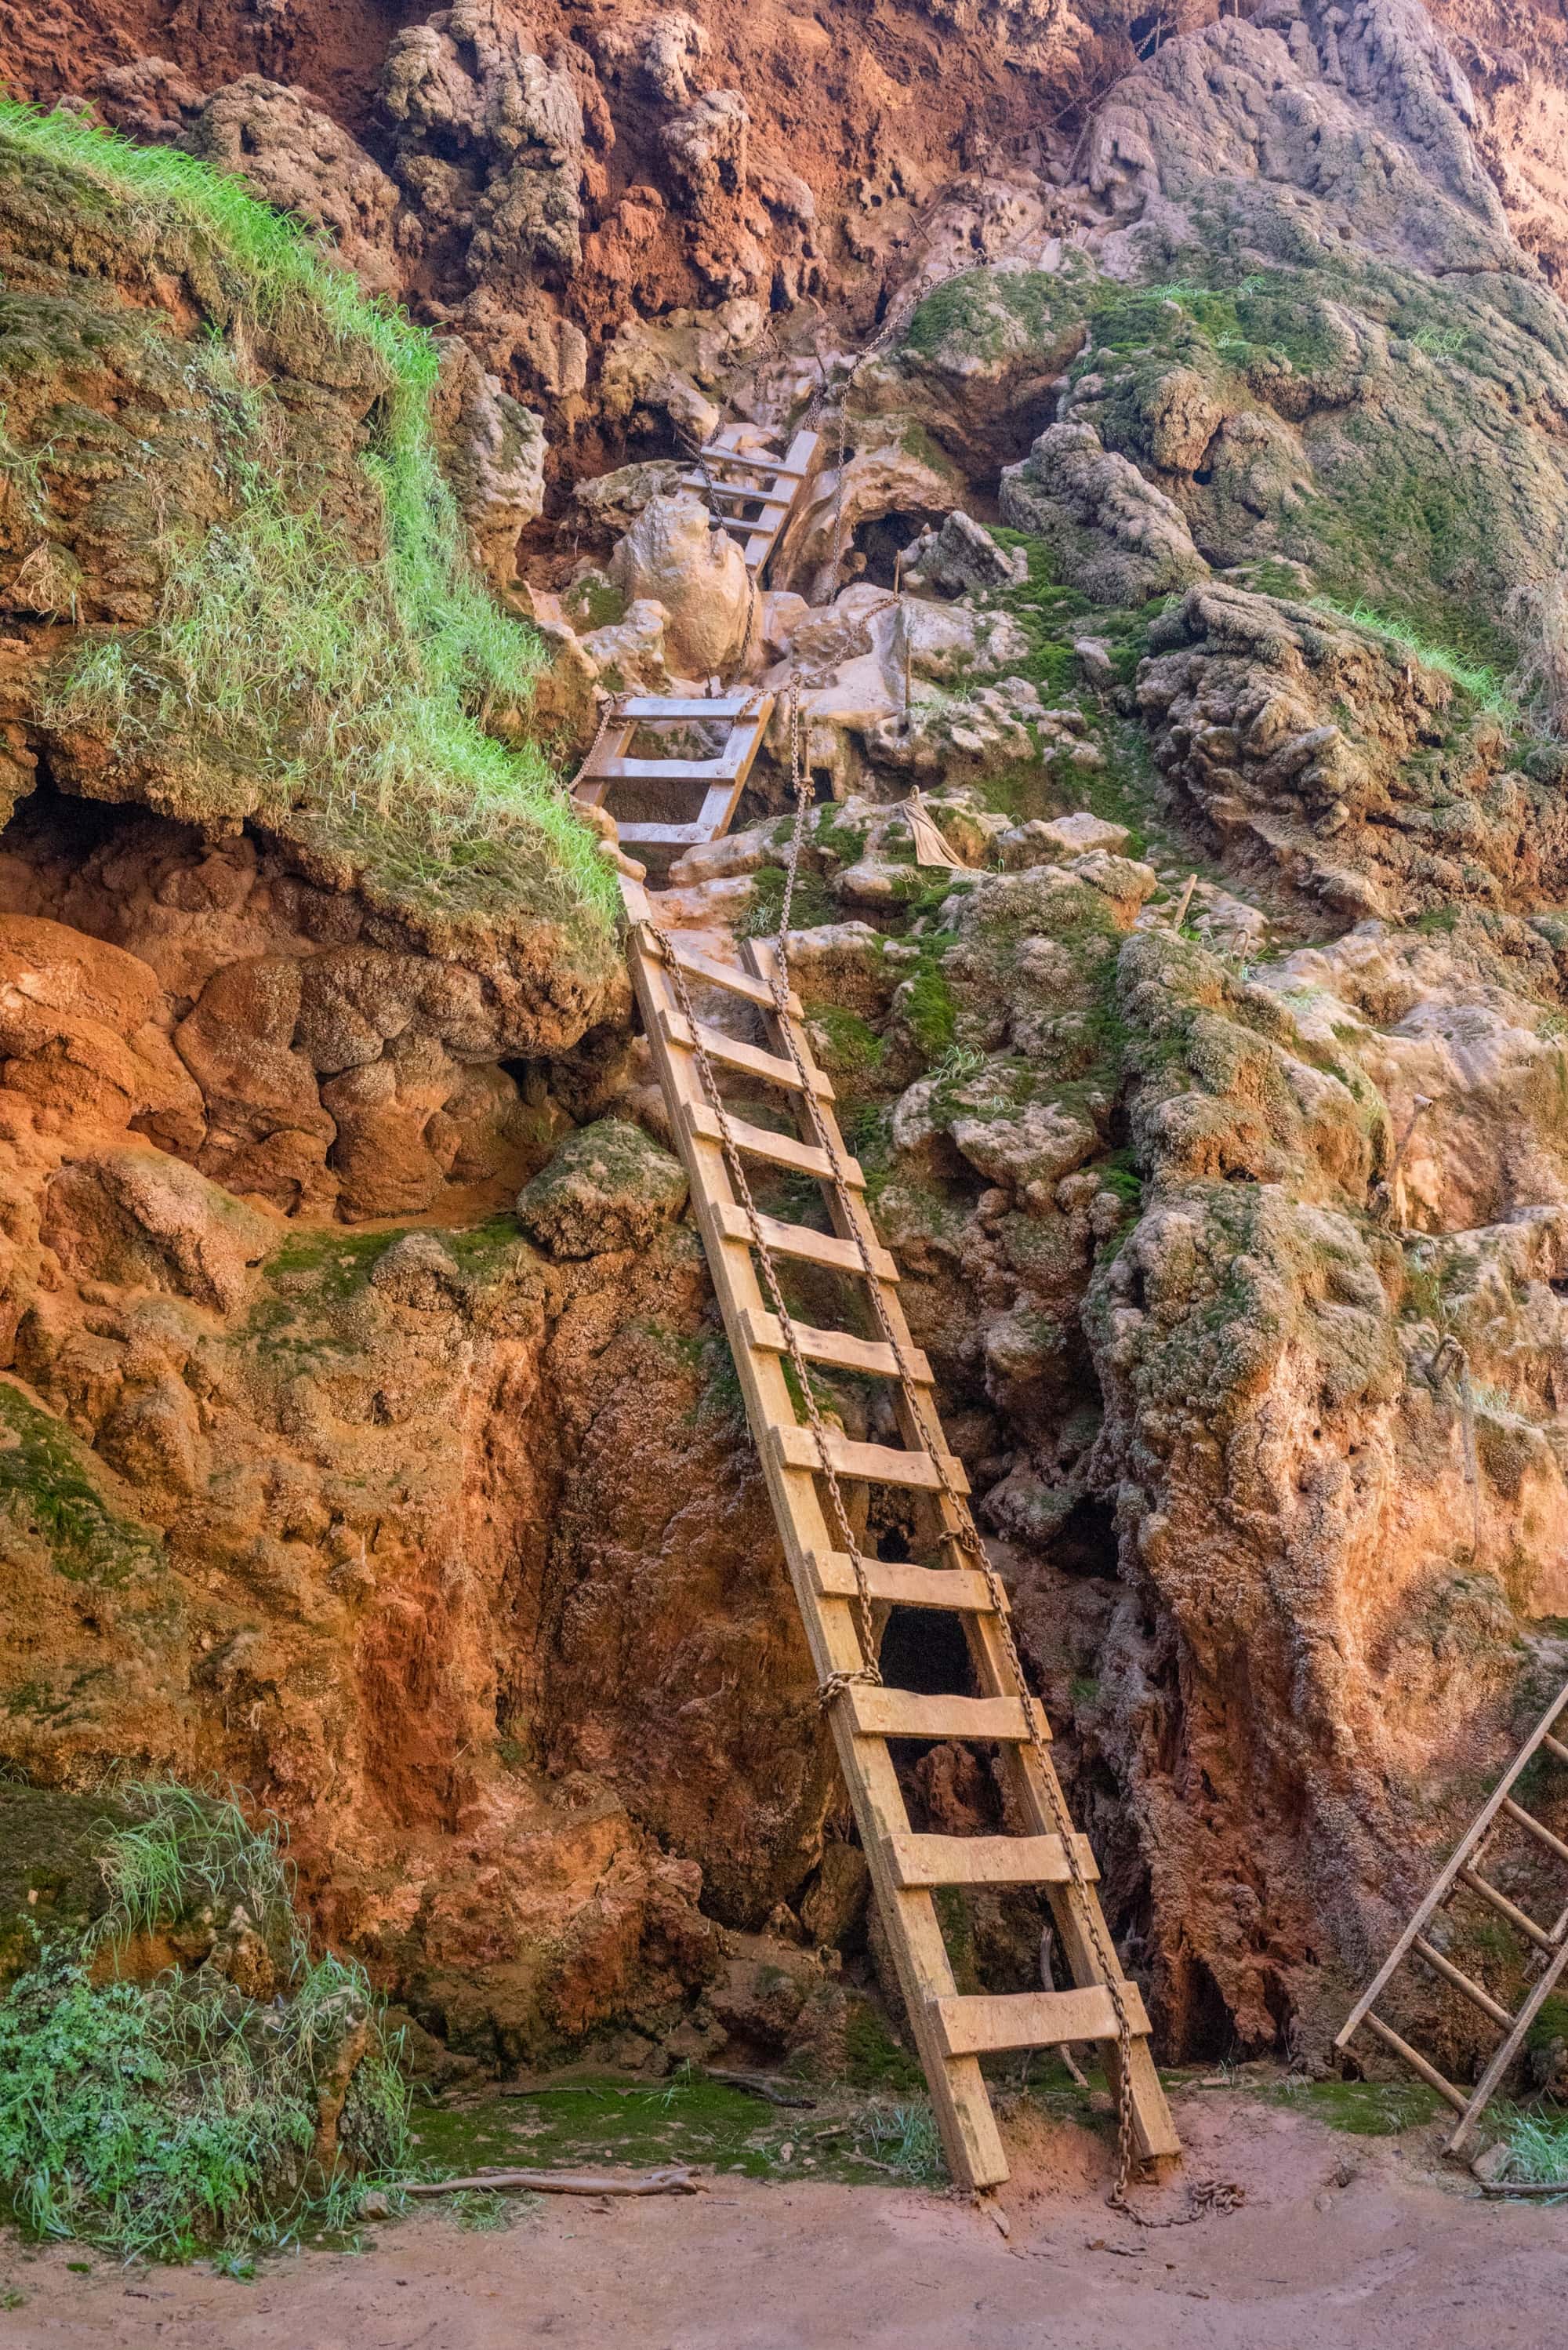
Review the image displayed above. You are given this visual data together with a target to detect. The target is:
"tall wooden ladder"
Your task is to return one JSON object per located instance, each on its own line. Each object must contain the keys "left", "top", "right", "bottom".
{"left": 683, "top": 424, "right": 820, "bottom": 579}
{"left": 573, "top": 692, "right": 774, "bottom": 870}
{"left": 1337, "top": 1677, "right": 1568, "bottom": 2154}
{"left": 619, "top": 874, "right": 1180, "bottom": 2192}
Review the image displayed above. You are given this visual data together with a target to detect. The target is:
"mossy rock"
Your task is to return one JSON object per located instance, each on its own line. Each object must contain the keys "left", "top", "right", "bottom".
{"left": 0, "top": 1783, "right": 129, "bottom": 1990}
{"left": 0, "top": 1378, "right": 164, "bottom": 1588}
{"left": 516, "top": 1118, "right": 688, "bottom": 1258}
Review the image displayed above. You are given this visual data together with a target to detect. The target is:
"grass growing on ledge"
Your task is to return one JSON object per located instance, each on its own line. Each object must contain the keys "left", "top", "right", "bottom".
{"left": 1, "top": 101, "right": 615, "bottom": 938}
{"left": 1306, "top": 597, "right": 1520, "bottom": 724}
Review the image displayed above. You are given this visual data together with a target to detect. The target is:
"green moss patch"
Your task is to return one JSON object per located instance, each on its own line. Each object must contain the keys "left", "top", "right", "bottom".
{"left": 0, "top": 1380, "right": 163, "bottom": 1586}
{"left": 1267, "top": 2076, "right": 1443, "bottom": 2136}
{"left": 413, "top": 2068, "right": 942, "bottom": 2185}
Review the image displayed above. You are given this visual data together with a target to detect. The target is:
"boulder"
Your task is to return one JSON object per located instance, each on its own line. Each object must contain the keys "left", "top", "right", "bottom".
{"left": 1000, "top": 422, "right": 1210, "bottom": 608}
{"left": 609, "top": 495, "right": 753, "bottom": 677}
{"left": 430, "top": 339, "right": 546, "bottom": 594}
{"left": 903, "top": 510, "right": 1028, "bottom": 596}
{"left": 42, "top": 1146, "right": 274, "bottom": 1316}
{"left": 380, "top": 3, "right": 585, "bottom": 289}
{"left": 193, "top": 78, "right": 408, "bottom": 297}
{"left": 517, "top": 1119, "right": 689, "bottom": 1256}
{"left": 0, "top": 916, "right": 205, "bottom": 1152}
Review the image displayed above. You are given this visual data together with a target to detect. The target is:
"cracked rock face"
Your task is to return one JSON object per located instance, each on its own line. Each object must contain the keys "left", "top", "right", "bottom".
{"left": 1136, "top": 584, "right": 1568, "bottom": 921}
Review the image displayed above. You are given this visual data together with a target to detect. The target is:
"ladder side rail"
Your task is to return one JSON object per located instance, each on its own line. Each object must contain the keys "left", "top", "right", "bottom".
{"left": 573, "top": 715, "right": 639, "bottom": 804}
{"left": 741, "top": 930, "right": 1181, "bottom": 2164}
{"left": 624, "top": 916, "right": 1010, "bottom": 2190}
{"left": 1337, "top": 1674, "right": 1568, "bottom": 2050}
{"left": 1446, "top": 1934, "right": 1568, "bottom": 2155}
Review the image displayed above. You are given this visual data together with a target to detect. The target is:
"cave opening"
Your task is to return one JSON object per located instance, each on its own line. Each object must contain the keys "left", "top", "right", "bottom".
{"left": 1049, "top": 1492, "right": 1122, "bottom": 1580}
{"left": 851, "top": 508, "right": 950, "bottom": 589}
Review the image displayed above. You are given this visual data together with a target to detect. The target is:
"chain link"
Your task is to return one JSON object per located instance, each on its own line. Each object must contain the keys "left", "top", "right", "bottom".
{"left": 612, "top": 245, "right": 1150, "bottom": 2201}
{"left": 757, "top": 759, "right": 1145, "bottom": 2205}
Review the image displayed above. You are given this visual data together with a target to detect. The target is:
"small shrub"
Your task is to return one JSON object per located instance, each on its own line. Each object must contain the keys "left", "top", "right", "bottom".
{"left": 0, "top": 1783, "right": 409, "bottom": 2263}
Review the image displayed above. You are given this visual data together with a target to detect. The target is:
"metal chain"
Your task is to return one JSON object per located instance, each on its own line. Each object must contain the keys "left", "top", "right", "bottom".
{"left": 639, "top": 678, "right": 884, "bottom": 1705}
{"left": 759, "top": 766, "right": 1145, "bottom": 2204}
{"left": 603, "top": 242, "right": 1150, "bottom": 2200}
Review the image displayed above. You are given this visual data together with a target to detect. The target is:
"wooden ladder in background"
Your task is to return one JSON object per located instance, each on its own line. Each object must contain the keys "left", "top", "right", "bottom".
{"left": 684, "top": 424, "right": 820, "bottom": 577}
{"left": 573, "top": 692, "right": 773, "bottom": 869}
{"left": 1337, "top": 1680, "right": 1568, "bottom": 2154}
{"left": 619, "top": 874, "right": 1179, "bottom": 2192}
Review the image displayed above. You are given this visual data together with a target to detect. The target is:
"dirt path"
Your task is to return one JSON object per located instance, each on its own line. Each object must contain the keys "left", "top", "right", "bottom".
{"left": 3, "top": 2091, "right": 1563, "bottom": 2349}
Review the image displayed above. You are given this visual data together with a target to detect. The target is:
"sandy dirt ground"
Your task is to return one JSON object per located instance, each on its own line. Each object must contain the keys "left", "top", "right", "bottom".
{"left": 2, "top": 2090, "right": 1563, "bottom": 2350}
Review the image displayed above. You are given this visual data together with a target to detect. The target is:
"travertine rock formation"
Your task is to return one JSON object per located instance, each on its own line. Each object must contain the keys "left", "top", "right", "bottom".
{"left": 7, "top": 0, "right": 1568, "bottom": 2093}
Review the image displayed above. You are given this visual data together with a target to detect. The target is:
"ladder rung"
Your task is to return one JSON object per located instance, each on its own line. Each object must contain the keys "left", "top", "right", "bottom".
{"left": 1503, "top": 1796, "right": 1568, "bottom": 1866}
{"left": 741, "top": 1306, "right": 926, "bottom": 1382}
{"left": 686, "top": 476, "right": 794, "bottom": 506}
{"left": 1359, "top": 2011, "right": 1468, "bottom": 2115}
{"left": 712, "top": 1200, "right": 895, "bottom": 1278}
{"left": 612, "top": 694, "right": 755, "bottom": 719}
{"left": 844, "top": 1687, "right": 1050, "bottom": 1744}
{"left": 1411, "top": 1936, "right": 1513, "bottom": 2026}
{"left": 683, "top": 1101, "right": 861, "bottom": 1188}
{"left": 1458, "top": 1868, "right": 1558, "bottom": 1951}
{"left": 772, "top": 1424, "right": 969, "bottom": 1493}
{"left": 933, "top": 1984, "right": 1151, "bottom": 2058}
{"left": 615, "top": 822, "right": 714, "bottom": 848}
{"left": 888, "top": 1832, "right": 1098, "bottom": 1889}
{"left": 660, "top": 1008, "right": 834, "bottom": 1099}
{"left": 586, "top": 754, "right": 742, "bottom": 783}
{"left": 809, "top": 1552, "right": 996, "bottom": 1612}
{"left": 650, "top": 941, "right": 802, "bottom": 1018}
{"left": 1544, "top": 1732, "right": 1568, "bottom": 1766}
{"left": 692, "top": 452, "right": 808, "bottom": 481}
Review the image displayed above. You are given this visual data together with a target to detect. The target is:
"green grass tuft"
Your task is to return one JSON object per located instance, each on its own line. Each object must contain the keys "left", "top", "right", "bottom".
{"left": 1307, "top": 598, "right": 1520, "bottom": 721}
{"left": 1501, "top": 2108, "right": 1568, "bottom": 2186}
{"left": 0, "top": 98, "right": 427, "bottom": 385}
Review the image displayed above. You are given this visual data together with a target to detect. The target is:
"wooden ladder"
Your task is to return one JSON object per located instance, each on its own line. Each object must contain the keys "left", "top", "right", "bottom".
{"left": 1336, "top": 1678, "right": 1568, "bottom": 2154}
{"left": 683, "top": 425, "right": 820, "bottom": 579}
{"left": 619, "top": 874, "right": 1180, "bottom": 2192}
{"left": 572, "top": 692, "right": 774, "bottom": 867}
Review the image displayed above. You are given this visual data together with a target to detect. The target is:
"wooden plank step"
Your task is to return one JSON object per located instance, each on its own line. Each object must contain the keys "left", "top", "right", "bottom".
{"left": 682, "top": 1101, "right": 860, "bottom": 1189}
{"left": 771, "top": 1423, "right": 969, "bottom": 1494}
{"left": 933, "top": 1984, "right": 1152, "bottom": 2058}
{"left": 1411, "top": 1935, "right": 1512, "bottom": 2026}
{"left": 808, "top": 1551, "right": 996, "bottom": 1613}
{"left": 688, "top": 453, "right": 809, "bottom": 482}
{"left": 612, "top": 694, "right": 755, "bottom": 720}
{"left": 844, "top": 1687, "right": 1051, "bottom": 1744}
{"left": 1458, "top": 1868, "right": 1558, "bottom": 1951}
{"left": 699, "top": 489, "right": 795, "bottom": 515}
{"left": 616, "top": 822, "right": 717, "bottom": 850}
{"left": 652, "top": 942, "right": 802, "bottom": 1018}
{"left": 741, "top": 1306, "right": 927, "bottom": 1382}
{"left": 712, "top": 1200, "right": 896, "bottom": 1280}
{"left": 586, "top": 754, "right": 748, "bottom": 783}
{"left": 1502, "top": 1796, "right": 1568, "bottom": 1865}
{"left": 660, "top": 1009, "right": 834, "bottom": 1099}
{"left": 888, "top": 1832, "right": 1098, "bottom": 1889}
